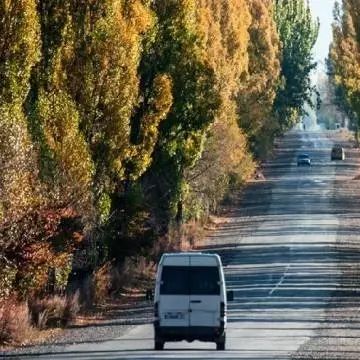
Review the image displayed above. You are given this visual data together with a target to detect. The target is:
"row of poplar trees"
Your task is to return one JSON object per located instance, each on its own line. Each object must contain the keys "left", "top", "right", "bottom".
{"left": 330, "top": 0, "right": 360, "bottom": 136}
{"left": 0, "top": 0, "right": 319, "bottom": 298}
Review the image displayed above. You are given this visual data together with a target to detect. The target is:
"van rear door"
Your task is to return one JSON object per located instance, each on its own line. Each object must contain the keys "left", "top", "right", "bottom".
{"left": 159, "top": 262, "right": 190, "bottom": 327}
{"left": 189, "top": 256, "right": 221, "bottom": 328}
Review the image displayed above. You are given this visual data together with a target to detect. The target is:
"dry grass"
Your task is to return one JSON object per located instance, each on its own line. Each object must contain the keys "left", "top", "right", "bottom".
{"left": 151, "top": 220, "right": 206, "bottom": 257}
{"left": 93, "top": 263, "right": 113, "bottom": 305}
{"left": 179, "top": 221, "right": 205, "bottom": 249}
{"left": 0, "top": 293, "right": 80, "bottom": 346}
{"left": 326, "top": 129, "right": 355, "bottom": 143}
{"left": 0, "top": 298, "right": 32, "bottom": 345}
{"left": 206, "top": 215, "right": 231, "bottom": 230}
{"left": 114, "top": 258, "right": 155, "bottom": 292}
{"left": 29, "top": 292, "right": 80, "bottom": 329}
{"left": 91, "top": 256, "right": 156, "bottom": 305}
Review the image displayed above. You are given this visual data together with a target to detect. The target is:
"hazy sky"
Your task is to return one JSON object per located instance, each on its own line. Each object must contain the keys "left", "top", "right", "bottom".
{"left": 309, "top": 0, "right": 336, "bottom": 63}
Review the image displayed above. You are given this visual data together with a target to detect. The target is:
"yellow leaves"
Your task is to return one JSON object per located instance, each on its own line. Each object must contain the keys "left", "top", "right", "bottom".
{"left": 183, "top": 0, "right": 281, "bottom": 216}
{"left": 0, "top": 0, "right": 40, "bottom": 101}
{"left": 78, "top": 0, "right": 159, "bottom": 182}
{"left": 185, "top": 110, "right": 255, "bottom": 217}
{"left": 151, "top": 75, "right": 174, "bottom": 117}
{"left": 196, "top": 0, "right": 252, "bottom": 154}
{"left": 238, "top": 0, "right": 280, "bottom": 142}
{"left": 182, "top": 131, "right": 206, "bottom": 167}
{"left": 183, "top": 0, "right": 253, "bottom": 215}
{"left": 35, "top": 89, "right": 94, "bottom": 207}
{"left": 0, "top": 102, "right": 39, "bottom": 222}
{"left": 0, "top": 1, "right": 40, "bottom": 220}
{"left": 331, "top": 0, "right": 360, "bottom": 115}
{"left": 197, "top": 0, "right": 250, "bottom": 91}
{"left": 125, "top": 0, "right": 154, "bottom": 33}
{"left": 127, "top": 74, "right": 173, "bottom": 180}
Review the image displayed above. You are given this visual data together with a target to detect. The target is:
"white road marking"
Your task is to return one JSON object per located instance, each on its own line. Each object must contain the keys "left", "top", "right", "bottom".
{"left": 269, "top": 264, "right": 291, "bottom": 295}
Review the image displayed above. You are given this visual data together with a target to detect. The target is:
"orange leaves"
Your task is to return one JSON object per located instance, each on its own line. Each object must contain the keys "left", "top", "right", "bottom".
{"left": 197, "top": 0, "right": 250, "bottom": 94}
{"left": 1, "top": 206, "right": 84, "bottom": 297}
{"left": 331, "top": 0, "right": 360, "bottom": 118}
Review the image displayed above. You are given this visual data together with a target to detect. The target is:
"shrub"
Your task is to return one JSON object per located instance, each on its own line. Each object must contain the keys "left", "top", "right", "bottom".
{"left": 0, "top": 298, "right": 32, "bottom": 345}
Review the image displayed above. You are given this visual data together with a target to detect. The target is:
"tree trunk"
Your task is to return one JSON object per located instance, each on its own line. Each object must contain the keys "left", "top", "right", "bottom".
{"left": 175, "top": 198, "right": 183, "bottom": 225}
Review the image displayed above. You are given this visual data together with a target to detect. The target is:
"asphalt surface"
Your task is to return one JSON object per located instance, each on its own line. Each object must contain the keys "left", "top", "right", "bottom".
{"left": 5, "top": 130, "right": 360, "bottom": 359}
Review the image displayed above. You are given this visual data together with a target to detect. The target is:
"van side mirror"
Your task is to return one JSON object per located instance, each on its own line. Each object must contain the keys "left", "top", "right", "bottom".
{"left": 145, "top": 288, "right": 153, "bottom": 301}
{"left": 227, "top": 290, "right": 234, "bottom": 302}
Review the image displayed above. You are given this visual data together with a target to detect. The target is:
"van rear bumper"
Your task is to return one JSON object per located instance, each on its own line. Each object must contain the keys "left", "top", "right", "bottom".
{"left": 154, "top": 325, "right": 225, "bottom": 342}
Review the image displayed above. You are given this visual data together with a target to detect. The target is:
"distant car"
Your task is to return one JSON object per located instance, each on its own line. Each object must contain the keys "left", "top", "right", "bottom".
{"left": 331, "top": 145, "right": 345, "bottom": 161}
{"left": 297, "top": 154, "right": 311, "bottom": 166}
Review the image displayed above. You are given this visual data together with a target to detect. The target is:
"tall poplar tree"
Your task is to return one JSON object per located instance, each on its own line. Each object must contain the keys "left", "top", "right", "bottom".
{"left": 330, "top": 0, "right": 360, "bottom": 136}
{"left": 274, "top": 0, "right": 319, "bottom": 130}
{"left": 144, "top": 0, "right": 220, "bottom": 225}
{"left": 0, "top": 0, "right": 40, "bottom": 222}
{"left": 239, "top": 0, "right": 281, "bottom": 157}
{"left": 183, "top": 0, "right": 255, "bottom": 219}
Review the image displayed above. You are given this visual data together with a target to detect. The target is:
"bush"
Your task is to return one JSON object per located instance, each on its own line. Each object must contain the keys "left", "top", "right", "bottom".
{"left": 0, "top": 298, "right": 32, "bottom": 345}
{"left": 93, "top": 262, "right": 113, "bottom": 305}
{"left": 29, "top": 292, "right": 80, "bottom": 329}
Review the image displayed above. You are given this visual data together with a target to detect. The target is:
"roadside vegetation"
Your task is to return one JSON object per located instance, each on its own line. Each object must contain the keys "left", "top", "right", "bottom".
{"left": 329, "top": 0, "right": 360, "bottom": 140}
{"left": 0, "top": 0, "right": 319, "bottom": 345}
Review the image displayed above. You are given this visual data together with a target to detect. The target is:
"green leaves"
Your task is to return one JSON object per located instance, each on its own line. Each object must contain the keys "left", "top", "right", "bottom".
{"left": 273, "top": 0, "right": 319, "bottom": 130}
{"left": 142, "top": 0, "right": 220, "bottom": 222}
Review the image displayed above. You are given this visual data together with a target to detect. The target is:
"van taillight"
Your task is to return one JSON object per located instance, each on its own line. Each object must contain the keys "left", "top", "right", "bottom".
{"left": 220, "top": 301, "right": 225, "bottom": 317}
{"left": 154, "top": 302, "right": 159, "bottom": 318}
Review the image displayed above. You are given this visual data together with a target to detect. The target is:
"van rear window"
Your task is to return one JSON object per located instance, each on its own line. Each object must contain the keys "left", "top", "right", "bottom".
{"left": 160, "top": 266, "right": 220, "bottom": 295}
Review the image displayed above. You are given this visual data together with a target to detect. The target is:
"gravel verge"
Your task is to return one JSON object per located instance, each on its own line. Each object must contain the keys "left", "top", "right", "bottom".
{"left": 1, "top": 300, "right": 153, "bottom": 358}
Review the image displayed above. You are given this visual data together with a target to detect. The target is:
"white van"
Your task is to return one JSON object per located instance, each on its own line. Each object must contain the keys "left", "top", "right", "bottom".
{"left": 153, "top": 252, "right": 233, "bottom": 350}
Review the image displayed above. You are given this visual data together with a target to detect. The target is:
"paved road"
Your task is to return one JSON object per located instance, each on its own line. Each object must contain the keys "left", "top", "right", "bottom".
{"left": 10, "top": 130, "right": 360, "bottom": 359}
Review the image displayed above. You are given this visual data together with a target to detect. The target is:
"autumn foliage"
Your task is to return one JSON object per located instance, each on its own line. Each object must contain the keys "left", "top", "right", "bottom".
{"left": 0, "top": 0, "right": 319, "bottom": 307}
{"left": 330, "top": 0, "right": 360, "bottom": 134}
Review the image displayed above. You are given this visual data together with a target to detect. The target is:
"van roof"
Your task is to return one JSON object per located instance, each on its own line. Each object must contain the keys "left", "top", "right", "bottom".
{"left": 161, "top": 252, "right": 218, "bottom": 257}
{"left": 160, "top": 252, "right": 222, "bottom": 266}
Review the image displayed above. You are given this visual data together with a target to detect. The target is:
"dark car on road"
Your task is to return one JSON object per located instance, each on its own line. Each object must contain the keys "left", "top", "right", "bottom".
{"left": 331, "top": 145, "right": 345, "bottom": 161}
{"left": 297, "top": 154, "right": 311, "bottom": 166}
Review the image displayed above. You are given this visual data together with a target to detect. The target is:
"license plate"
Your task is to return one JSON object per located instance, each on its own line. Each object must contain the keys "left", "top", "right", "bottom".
{"left": 164, "top": 312, "right": 185, "bottom": 320}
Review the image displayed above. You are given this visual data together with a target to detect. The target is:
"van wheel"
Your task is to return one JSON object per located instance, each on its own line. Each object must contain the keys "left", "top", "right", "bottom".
{"left": 216, "top": 335, "right": 225, "bottom": 350}
{"left": 155, "top": 339, "right": 164, "bottom": 350}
